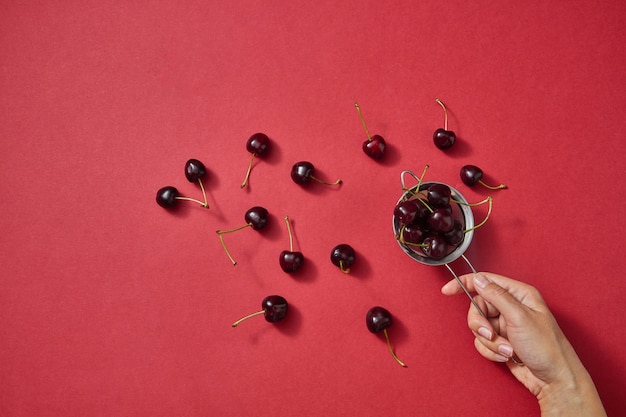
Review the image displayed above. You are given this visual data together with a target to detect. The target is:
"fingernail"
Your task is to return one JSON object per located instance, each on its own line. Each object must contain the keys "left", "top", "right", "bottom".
{"left": 474, "top": 273, "right": 490, "bottom": 289}
{"left": 494, "top": 354, "right": 509, "bottom": 362}
{"left": 498, "top": 344, "right": 513, "bottom": 357}
{"left": 478, "top": 327, "right": 493, "bottom": 340}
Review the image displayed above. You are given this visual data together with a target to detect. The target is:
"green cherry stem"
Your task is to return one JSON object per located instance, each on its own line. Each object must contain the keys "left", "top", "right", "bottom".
{"left": 241, "top": 153, "right": 256, "bottom": 188}
{"left": 384, "top": 328, "right": 407, "bottom": 367}
{"left": 461, "top": 196, "right": 493, "bottom": 233}
{"left": 197, "top": 178, "right": 209, "bottom": 208}
{"left": 339, "top": 260, "right": 350, "bottom": 274}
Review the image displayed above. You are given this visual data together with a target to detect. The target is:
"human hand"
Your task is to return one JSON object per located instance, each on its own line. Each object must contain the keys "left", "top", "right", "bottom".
{"left": 441, "top": 272, "right": 606, "bottom": 417}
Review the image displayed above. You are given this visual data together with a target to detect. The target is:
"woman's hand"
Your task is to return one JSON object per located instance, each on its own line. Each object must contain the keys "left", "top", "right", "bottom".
{"left": 441, "top": 272, "right": 606, "bottom": 417}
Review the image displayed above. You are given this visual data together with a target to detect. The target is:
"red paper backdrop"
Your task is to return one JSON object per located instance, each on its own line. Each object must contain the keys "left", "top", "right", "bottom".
{"left": 1, "top": 1, "right": 624, "bottom": 416}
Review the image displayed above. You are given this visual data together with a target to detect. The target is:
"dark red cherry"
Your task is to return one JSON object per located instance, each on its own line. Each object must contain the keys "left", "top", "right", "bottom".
{"left": 362, "top": 134, "right": 386, "bottom": 159}
{"left": 330, "top": 244, "right": 355, "bottom": 273}
{"left": 291, "top": 161, "right": 314, "bottom": 184}
{"left": 291, "top": 161, "right": 341, "bottom": 186}
{"left": 421, "top": 234, "right": 447, "bottom": 259}
{"left": 366, "top": 306, "right": 406, "bottom": 367}
{"left": 443, "top": 220, "right": 464, "bottom": 246}
{"left": 241, "top": 133, "right": 271, "bottom": 188}
{"left": 244, "top": 206, "right": 269, "bottom": 230}
{"left": 246, "top": 133, "right": 270, "bottom": 156}
{"left": 217, "top": 206, "right": 269, "bottom": 265}
{"left": 427, "top": 183, "right": 452, "bottom": 207}
{"left": 279, "top": 251, "right": 304, "bottom": 273}
{"left": 433, "top": 128, "right": 456, "bottom": 150}
{"left": 184, "top": 159, "right": 207, "bottom": 182}
{"left": 156, "top": 186, "right": 179, "bottom": 208}
{"left": 232, "top": 295, "right": 288, "bottom": 327}
{"left": 460, "top": 165, "right": 507, "bottom": 190}
{"left": 399, "top": 223, "right": 428, "bottom": 245}
{"left": 428, "top": 208, "right": 454, "bottom": 233}
{"left": 279, "top": 215, "right": 304, "bottom": 273}
{"left": 261, "top": 295, "right": 288, "bottom": 322}
{"left": 366, "top": 306, "right": 392, "bottom": 333}
{"left": 355, "top": 103, "right": 386, "bottom": 160}
{"left": 394, "top": 200, "right": 420, "bottom": 226}
{"left": 433, "top": 98, "right": 456, "bottom": 150}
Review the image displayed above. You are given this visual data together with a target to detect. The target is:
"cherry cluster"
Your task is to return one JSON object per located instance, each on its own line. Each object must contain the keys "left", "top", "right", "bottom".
{"left": 154, "top": 99, "right": 508, "bottom": 367}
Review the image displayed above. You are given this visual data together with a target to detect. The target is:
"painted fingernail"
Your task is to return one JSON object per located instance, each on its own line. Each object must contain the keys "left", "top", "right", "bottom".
{"left": 498, "top": 344, "right": 513, "bottom": 357}
{"left": 474, "top": 273, "right": 490, "bottom": 289}
{"left": 478, "top": 327, "right": 493, "bottom": 340}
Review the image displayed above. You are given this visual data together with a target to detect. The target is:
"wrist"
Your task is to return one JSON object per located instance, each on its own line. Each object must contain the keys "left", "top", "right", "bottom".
{"left": 537, "top": 362, "right": 606, "bottom": 417}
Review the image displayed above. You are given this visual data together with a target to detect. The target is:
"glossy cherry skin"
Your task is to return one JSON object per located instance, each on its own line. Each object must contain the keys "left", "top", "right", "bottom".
{"left": 362, "top": 135, "right": 386, "bottom": 159}
{"left": 330, "top": 244, "right": 355, "bottom": 271}
{"left": 246, "top": 133, "right": 270, "bottom": 156}
{"left": 244, "top": 206, "right": 269, "bottom": 230}
{"left": 394, "top": 200, "right": 420, "bottom": 226}
{"left": 428, "top": 208, "right": 454, "bottom": 233}
{"left": 400, "top": 223, "right": 428, "bottom": 244}
{"left": 443, "top": 220, "right": 464, "bottom": 246}
{"left": 366, "top": 306, "right": 392, "bottom": 333}
{"left": 184, "top": 159, "right": 207, "bottom": 182}
{"left": 427, "top": 183, "right": 452, "bottom": 207}
{"left": 156, "top": 186, "right": 179, "bottom": 208}
{"left": 421, "top": 234, "right": 447, "bottom": 259}
{"left": 279, "top": 250, "right": 304, "bottom": 273}
{"left": 290, "top": 161, "right": 314, "bottom": 184}
{"left": 433, "top": 128, "right": 456, "bottom": 150}
{"left": 262, "top": 295, "right": 288, "bottom": 323}
{"left": 460, "top": 164, "right": 483, "bottom": 186}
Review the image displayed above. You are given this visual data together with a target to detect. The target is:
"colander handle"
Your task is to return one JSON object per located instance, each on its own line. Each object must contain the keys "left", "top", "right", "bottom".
{"left": 444, "top": 255, "right": 524, "bottom": 365}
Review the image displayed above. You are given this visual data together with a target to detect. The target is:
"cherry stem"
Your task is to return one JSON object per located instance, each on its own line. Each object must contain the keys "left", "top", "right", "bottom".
{"left": 354, "top": 102, "right": 371, "bottom": 141}
{"left": 311, "top": 175, "right": 342, "bottom": 186}
{"left": 175, "top": 196, "right": 210, "bottom": 208}
{"left": 462, "top": 196, "right": 493, "bottom": 233}
{"left": 383, "top": 328, "right": 407, "bottom": 367}
{"left": 339, "top": 260, "right": 350, "bottom": 274}
{"left": 232, "top": 309, "right": 266, "bottom": 327}
{"left": 197, "top": 178, "right": 209, "bottom": 208}
{"left": 397, "top": 226, "right": 427, "bottom": 247}
{"left": 285, "top": 216, "right": 294, "bottom": 251}
{"left": 401, "top": 165, "right": 430, "bottom": 198}
{"left": 241, "top": 153, "right": 256, "bottom": 188}
{"left": 435, "top": 98, "right": 448, "bottom": 130}
{"left": 216, "top": 223, "right": 253, "bottom": 266}
{"left": 478, "top": 179, "right": 507, "bottom": 190}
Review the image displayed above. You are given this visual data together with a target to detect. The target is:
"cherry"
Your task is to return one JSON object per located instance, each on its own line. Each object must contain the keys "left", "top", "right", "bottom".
{"left": 354, "top": 102, "right": 386, "bottom": 159}
{"left": 241, "top": 132, "right": 271, "bottom": 188}
{"left": 393, "top": 199, "right": 420, "bottom": 226}
{"left": 216, "top": 206, "right": 269, "bottom": 265}
{"left": 460, "top": 165, "right": 507, "bottom": 190}
{"left": 291, "top": 161, "right": 342, "bottom": 187}
{"left": 421, "top": 233, "right": 447, "bottom": 259}
{"left": 279, "top": 216, "right": 304, "bottom": 273}
{"left": 156, "top": 186, "right": 208, "bottom": 209}
{"left": 428, "top": 208, "right": 454, "bottom": 233}
{"left": 398, "top": 223, "right": 428, "bottom": 245}
{"left": 433, "top": 98, "right": 456, "bottom": 150}
{"left": 366, "top": 306, "right": 406, "bottom": 367}
{"left": 427, "top": 183, "right": 452, "bottom": 207}
{"left": 184, "top": 159, "right": 209, "bottom": 208}
{"left": 330, "top": 244, "right": 355, "bottom": 274}
{"left": 232, "top": 295, "right": 288, "bottom": 327}
{"left": 443, "top": 220, "right": 464, "bottom": 245}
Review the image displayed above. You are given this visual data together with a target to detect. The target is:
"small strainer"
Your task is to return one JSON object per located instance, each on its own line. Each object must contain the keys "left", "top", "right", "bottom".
{"left": 392, "top": 170, "right": 523, "bottom": 364}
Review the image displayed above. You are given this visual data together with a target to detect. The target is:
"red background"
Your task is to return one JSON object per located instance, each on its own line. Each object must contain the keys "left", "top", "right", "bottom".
{"left": 1, "top": 1, "right": 625, "bottom": 416}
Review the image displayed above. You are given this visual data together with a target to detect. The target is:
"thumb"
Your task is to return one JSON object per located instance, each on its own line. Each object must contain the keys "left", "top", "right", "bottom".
{"left": 473, "top": 273, "right": 523, "bottom": 320}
